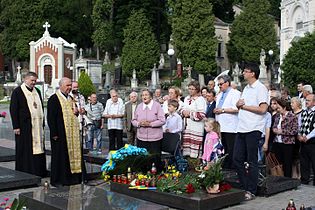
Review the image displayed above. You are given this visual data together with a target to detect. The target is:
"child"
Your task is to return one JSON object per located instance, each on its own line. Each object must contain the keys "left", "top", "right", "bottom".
{"left": 163, "top": 99, "right": 183, "bottom": 134}
{"left": 202, "top": 118, "right": 223, "bottom": 167}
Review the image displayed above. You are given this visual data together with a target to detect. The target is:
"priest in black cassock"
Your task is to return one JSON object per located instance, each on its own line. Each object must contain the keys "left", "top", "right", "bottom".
{"left": 47, "top": 77, "right": 84, "bottom": 187}
{"left": 10, "top": 72, "right": 47, "bottom": 177}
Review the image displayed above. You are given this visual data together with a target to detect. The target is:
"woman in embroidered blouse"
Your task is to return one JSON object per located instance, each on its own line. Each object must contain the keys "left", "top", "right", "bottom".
{"left": 181, "top": 81, "right": 206, "bottom": 158}
{"left": 272, "top": 98, "right": 298, "bottom": 177}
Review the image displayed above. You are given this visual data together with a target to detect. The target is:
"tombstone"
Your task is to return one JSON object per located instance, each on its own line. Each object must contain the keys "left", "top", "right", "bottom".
{"left": 232, "top": 62, "right": 241, "bottom": 87}
{"left": 259, "top": 49, "right": 267, "bottom": 83}
{"left": 20, "top": 185, "right": 168, "bottom": 210}
{"left": 131, "top": 69, "right": 138, "bottom": 89}
{"left": 15, "top": 65, "right": 22, "bottom": 84}
{"left": 158, "top": 53, "right": 165, "bottom": 69}
{"left": 0, "top": 166, "right": 41, "bottom": 191}
{"left": 151, "top": 64, "right": 157, "bottom": 90}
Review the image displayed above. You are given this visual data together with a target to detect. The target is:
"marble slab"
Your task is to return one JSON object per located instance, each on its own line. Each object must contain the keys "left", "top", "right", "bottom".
{"left": 0, "top": 166, "right": 41, "bottom": 191}
{"left": 0, "top": 146, "right": 15, "bottom": 162}
{"left": 19, "top": 185, "right": 169, "bottom": 210}
{"left": 110, "top": 182, "right": 244, "bottom": 210}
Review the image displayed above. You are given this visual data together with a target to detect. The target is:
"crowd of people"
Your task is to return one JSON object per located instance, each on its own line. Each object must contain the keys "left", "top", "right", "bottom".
{"left": 9, "top": 62, "right": 315, "bottom": 201}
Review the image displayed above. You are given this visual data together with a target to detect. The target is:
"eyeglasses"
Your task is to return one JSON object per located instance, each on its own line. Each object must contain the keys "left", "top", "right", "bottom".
{"left": 218, "top": 82, "right": 226, "bottom": 86}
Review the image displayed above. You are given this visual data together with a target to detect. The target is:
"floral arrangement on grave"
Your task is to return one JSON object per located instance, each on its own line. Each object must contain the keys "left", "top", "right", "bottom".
{"left": 0, "top": 197, "right": 26, "bottom": 210}
{"left": 156, "top": 166, "right": 200, "bottom": 194}
{"left": 198, "top": 155, "right": 231, "bottom": 194}
{"left": 0, "top": 111, "right": 6, "bottom": 118}
{"left": 101, "top": 144, "right": 150, "bottom": 181}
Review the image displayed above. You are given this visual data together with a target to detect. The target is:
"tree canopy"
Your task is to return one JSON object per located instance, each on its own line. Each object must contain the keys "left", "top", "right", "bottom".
{"left": 121, "top": 9, "right": 160, "bottom": 80}
{"left": 169, "top": 0, "right": 217, "bottom": 76}
{"left": 281, "top": 32, "right": 315, "bottom": 94}
{"left": 78, "top": 71, "right": 96, "bottom": 99}
{"left": 0, "top": 0, "right": 93, "bottom": 60}
{"left": 227, "top": 0, "right": 277, "bottom": 64}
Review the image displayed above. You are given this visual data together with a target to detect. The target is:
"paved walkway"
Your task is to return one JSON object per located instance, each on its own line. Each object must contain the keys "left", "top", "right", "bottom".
{"left": 1, "top": 104, "right": 315, "bottom": 209}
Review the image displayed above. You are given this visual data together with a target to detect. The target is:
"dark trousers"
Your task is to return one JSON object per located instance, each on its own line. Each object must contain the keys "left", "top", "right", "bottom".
{"left": 300, "top": 143, "right": 315, "bottom": 185}
{"left": 137, "top": 139, "right": 162, "bottom": 172}
{"left": 127, "top": 127, "right": 137, "bottom": 145}
{"left": 221, "top": 132, "right": 236, "bottom": 169}
{"left": 108, "top": 129, "right": 123, "bottom": 150}
{"left": 233, "top": 131, "right": 261, "bottom": 195}
{"left": 272, "top": 142, "right": 294, "bottom": 178}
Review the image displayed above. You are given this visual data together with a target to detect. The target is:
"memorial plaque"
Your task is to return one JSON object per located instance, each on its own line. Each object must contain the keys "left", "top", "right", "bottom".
{"left": 20, "top": 185, "right": 168, "bottom": 210}
{"left": 0, "top": 166, "right": 41, "bottom": 190}
{"left": 110, "top": 182, "right": 244, "bottom": 210}
{"left": 257, "top": 176, "right": 301, "bottom": 196}
{"left": 0, "top": 146, "right": 15, "bottom": 162}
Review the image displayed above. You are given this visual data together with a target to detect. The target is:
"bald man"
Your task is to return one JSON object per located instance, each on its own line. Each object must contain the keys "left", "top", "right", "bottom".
{"left": 47, "top": 77, "right": 84, "bottom": 187}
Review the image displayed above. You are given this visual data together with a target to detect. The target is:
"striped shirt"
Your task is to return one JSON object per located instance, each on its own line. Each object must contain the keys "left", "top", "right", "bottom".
{"left": 103, "top": 98, "right": 125, "bottom": 130}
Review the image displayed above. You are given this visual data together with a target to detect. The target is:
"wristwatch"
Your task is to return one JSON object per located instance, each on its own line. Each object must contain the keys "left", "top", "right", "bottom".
{"left": 222, "top": 108, "right": 225, "bottom": 113}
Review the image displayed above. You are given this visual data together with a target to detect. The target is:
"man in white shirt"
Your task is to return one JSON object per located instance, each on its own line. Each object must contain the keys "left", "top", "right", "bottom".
{"left": 214, "top": 75, "right": 241, "bottom": 169}
{"left": 234, "top": 62, "right": 269, "bottom": 200}
{"left": 103, "top": 89, "right": 125, "bottom": 150}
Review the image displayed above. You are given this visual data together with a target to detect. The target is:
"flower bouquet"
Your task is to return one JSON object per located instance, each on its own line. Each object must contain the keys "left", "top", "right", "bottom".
{"left": 198, "top": 155, "right": 231, "bottom": 194}
{"left": 0, "top": 112, "right": 6, "bottom": 118}
{"left": 101, "top": 144, "right": 150, "bottom": 181}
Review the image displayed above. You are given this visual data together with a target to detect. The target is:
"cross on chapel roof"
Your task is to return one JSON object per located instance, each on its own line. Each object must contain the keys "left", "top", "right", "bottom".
{"left": 43, "top": 21, "right": 50, "bottom": 36}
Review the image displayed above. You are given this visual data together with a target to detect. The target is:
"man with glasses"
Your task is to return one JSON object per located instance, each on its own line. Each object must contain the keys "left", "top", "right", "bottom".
{"left": 234, "top": 63, "right": 269, "bottom": 201}
{"left": 214, "top": 75, "right": 241, "bottom": 169}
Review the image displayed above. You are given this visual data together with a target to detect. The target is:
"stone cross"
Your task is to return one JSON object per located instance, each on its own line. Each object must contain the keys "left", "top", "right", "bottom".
{"left": 43, "top": 22, "right": 50, "bottom": 36}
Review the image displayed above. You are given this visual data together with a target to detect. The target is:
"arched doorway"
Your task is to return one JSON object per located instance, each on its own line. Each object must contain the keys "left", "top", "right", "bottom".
{"left": 44, "top": 65, "right": 52, "bottom": 85}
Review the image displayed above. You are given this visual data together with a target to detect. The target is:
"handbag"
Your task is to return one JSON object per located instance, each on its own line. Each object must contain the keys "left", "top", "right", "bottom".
{"left": 93, "top": 119, "right": 102, "bottom": 129}
{"left": 266, "top": 153, "right": 284, "bottom": 176}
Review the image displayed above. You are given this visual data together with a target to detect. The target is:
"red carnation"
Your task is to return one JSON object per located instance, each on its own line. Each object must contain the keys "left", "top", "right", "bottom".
{"left": 186, "top": 183, "right": 195, "bottom": 193}
{"left": 219, "top": 183, "right": 232, "bottom": 192}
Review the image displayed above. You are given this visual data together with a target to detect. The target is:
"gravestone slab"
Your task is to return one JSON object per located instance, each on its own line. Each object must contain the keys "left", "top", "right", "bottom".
{"left": 19, "top": 185, "right": 168, "bottom": 210}
{"left": 111, "top": 182, "right": 244, "bottom": 210}
{"left": 0, "top": 146, "right": 15, "bottom": 162}
{"left": 0, "top": 166, "right": 41, "bottom": 191}
{"left": 257, "top": 176, "right": 301, "bottom": 196}
{"left": 84, "top": 152, "right": 107, "bottom": 165}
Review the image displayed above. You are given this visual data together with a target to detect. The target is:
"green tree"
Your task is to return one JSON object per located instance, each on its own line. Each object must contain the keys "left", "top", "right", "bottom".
{"left": 0, "top": 0, "right": 43, "bottom": 60}
{"left": 169, "top": 0, "right": 217, "bottom": 76}
{"left": 227, "top": 0, "right": 277, "bottom": 64}
{"left": 78, "top": 71, "right": 96, "bottom": 99}
{"left": 121, "top": 9, "right": 159, "bottom": 80}
{"left": 281, "top": 32, "right": 315, "bottom": 94}
{"left": 92, "top": 0, "right": 116, "bottom": 52}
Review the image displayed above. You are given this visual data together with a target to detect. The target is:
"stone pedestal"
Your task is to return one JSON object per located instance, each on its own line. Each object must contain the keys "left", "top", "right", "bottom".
{"left": 131, "top": 79, "right": 138, "bottom": 89}
{"left": 110, "top": 182, "right": 244, "bottom": 210}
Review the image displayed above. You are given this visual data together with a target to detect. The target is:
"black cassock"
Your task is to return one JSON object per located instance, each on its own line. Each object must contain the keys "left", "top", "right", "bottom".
{"left": 9, "top": 86, "right": 47, "bottom": 177}
{"left": 47, "top": 94, "right": 85, "bottom": 186}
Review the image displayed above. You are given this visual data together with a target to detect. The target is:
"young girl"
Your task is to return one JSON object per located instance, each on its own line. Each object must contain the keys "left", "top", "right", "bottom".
{"left": 202, "top": 118, "right": 223, "bottom": 167}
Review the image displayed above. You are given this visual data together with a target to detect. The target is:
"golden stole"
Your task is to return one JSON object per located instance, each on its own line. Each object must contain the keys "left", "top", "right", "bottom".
{"left": 21, "top": 83, "right": 44, "bottom": 154}
{"left": 56, "top": 91, "right": 82, "bottom": 173}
